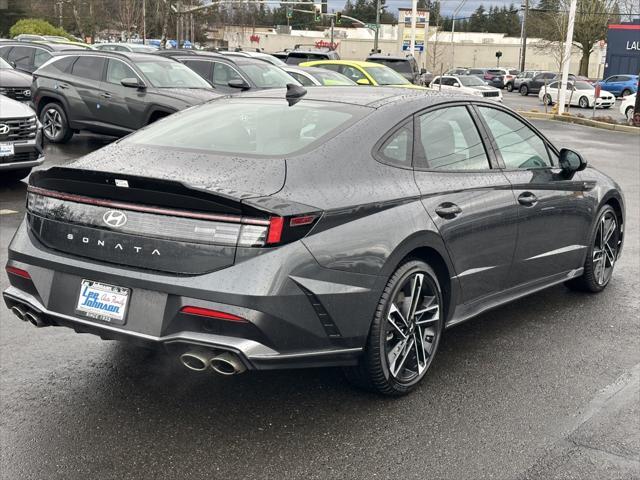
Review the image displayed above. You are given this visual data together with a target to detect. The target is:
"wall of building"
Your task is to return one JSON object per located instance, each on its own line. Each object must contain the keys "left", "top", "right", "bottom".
{"left": 216, "top": 25, "right": 605, "bottom": 77}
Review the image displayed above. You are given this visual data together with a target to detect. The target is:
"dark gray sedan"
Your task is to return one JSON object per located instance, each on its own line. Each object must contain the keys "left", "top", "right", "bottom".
{"left": 3, "top": 87, "right": 625, "bottom": 395}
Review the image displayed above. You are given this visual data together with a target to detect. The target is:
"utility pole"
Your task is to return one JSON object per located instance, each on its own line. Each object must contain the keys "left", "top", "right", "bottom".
{"left": 330, "top": 16, "right": 334, "bottom": 46}
{"left": 450, "top": 0, "right": 468, "bottom": 69}
{"left": 518, "top": 0, "right": 528, "bottom": 71}
{"left": 374, "top": 0, "right": 381, "bottom": 51}
{"left": 56, "top": 0, "right": 63, "bottom": 28}
{"left": 557, "top": 0, "right": 577, "bottom": 115}
{"left": 142, "top": 0, "right": 146, "bottom": 45}
{"left": 409, "top": 0, "right": 417, "bottom": 53}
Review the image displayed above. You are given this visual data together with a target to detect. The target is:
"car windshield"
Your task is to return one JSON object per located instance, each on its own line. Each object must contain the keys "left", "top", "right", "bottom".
{"left": 374, "top": 59, "right": 412, "bottom": 74}
{"left": 240, "top": 63, "right": 299, "bottom": 88}
{"left": 574, "top": 81, "right": 593, "bottom": 90}
{"left": 309, "top": 70, "right": 356, "bottom": 86}
{"left": 124, "top": 99, "right": 366, "bottom": 156}
{"left": 136, "top": 60, "right": 211, "bottom": 88}
{"left": 0, "top": 58, "right": 12, "bottom": 69}
{"left": 458, "top": 75, "right": 485, "bottom": 86}
{"left": 364, "top": 66, "right": 410, "bottom": 85}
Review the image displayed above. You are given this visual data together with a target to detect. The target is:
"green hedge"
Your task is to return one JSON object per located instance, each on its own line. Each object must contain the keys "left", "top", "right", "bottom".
{"left": 9, "top": 19, "right": 74, "bottom": 41}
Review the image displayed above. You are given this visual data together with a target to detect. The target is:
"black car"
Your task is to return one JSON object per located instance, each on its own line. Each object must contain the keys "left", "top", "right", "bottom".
{"left": 30, "top": 50, "right": 219, "bottom": 143}
{"left": 4, "top": 87, "right": 625, "bottom": 395}
{"left": 519, "top": 72, "right": 578, "bottom": 95}
{"left": 365, "top": 54, "right": 429, "bottom": 85}
{"left": 0, "top": 41, "right": 84, "bottom": 74}
{"left": 166, "top": 51, "right": 300, "bottom": 93}
{"left": 0, "top": 57, "right": 32, "bottom": 103}
{"left": 285, "top": 48, "right": 340, "bottom": 65}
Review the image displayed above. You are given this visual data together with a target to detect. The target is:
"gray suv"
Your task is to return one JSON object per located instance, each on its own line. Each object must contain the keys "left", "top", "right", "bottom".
{"left": 31, "top": 51, "right": 220, "bottom": 143}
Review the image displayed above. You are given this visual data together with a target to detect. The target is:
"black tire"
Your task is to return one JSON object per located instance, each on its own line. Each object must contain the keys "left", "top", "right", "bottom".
{"left": 566, "top": 205, "right": 621, "bottom": 293}
{"left": 621, "top": 89, "right": 631, "bottom": 97}
{"left": 543, "top": 94, "right": 553, "bottom": 105}
{"left": 0, "top": 168, "right": 32, "bottom": 183}
{"left": 520, "top": 84, "right": 529, "bottom": 96}
{"left": 506, "top": 82, "right": 514, "bottom": 92}
{"left": 344, "top": 259, "right": 444, "bottom": 396}
{"left": 40, "top": 102, "right": 73, "bottom": 144}
{"left": 578, "top": 96, "right": 590, "bottom": 109}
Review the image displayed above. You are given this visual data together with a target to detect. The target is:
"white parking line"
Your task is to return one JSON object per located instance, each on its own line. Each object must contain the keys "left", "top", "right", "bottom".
{"left": 0, "top": 209, "right": 19, "bottom": 215}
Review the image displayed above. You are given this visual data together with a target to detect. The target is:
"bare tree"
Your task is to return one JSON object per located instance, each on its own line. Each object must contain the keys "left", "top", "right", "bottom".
{"left": 116, "top": 0, "right": 142, "bottom": 40}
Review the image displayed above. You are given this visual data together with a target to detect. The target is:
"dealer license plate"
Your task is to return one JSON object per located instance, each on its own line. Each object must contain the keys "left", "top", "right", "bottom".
{"left": 76, "top": 280, "right": 130, "bottom": 324}
{"left": 0, "top": 143, "right": 14, "bottom": 157}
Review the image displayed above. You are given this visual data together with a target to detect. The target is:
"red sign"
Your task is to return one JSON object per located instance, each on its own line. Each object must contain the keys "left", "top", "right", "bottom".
{"left": 315, "top": 40, "right": 339, "bottom": 50}
{"left": 249, "top": 34, "right": 260, "bottom": 43}
{"left": 595, "top": 84, "right": 601, "bottom": 97}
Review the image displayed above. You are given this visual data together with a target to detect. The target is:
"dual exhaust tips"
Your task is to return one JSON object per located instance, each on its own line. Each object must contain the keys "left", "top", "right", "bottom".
{"left": 180, "top": 350, "right": 247, "bottom": 376}
{"left": 11, "top": 305, "right": 46, "bottom": 328}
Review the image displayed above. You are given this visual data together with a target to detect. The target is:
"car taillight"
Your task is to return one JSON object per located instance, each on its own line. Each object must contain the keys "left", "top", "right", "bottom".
{"left": 180, "top": 306, "right": 247, "bottom": 323}
{"left": 267, "top": 217, "right": 284, "bottom": 244}
{"left": 265, "top": 214, "right": 319, "bottom": 246}
{"left": 6, "top": 266, "right": 31, "bottom": 279}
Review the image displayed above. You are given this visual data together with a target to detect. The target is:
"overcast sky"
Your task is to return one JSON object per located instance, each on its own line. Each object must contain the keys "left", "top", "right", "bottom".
{"left": 330, "top": 0, "right": 522, "bottom": 18}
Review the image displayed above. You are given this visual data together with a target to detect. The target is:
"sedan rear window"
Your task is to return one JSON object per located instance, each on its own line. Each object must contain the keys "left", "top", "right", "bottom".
{"left": 125, "top": 99, "right": 367, "bottom": 156}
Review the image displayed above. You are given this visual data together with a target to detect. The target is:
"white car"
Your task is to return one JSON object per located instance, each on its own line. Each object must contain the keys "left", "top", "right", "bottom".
{"left": 538, "top": 80, "right": 615, "bottom": 109}
{"left": 620, "top": 93, "right": 636, "bottom": 121}
{"left": 430, "top": 75, "right": 503, "bottom": 101}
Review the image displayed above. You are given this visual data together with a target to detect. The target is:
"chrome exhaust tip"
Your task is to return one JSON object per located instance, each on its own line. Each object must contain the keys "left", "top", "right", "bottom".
{"left": 24, "top": 311, "right": 46, "bottom": 328}
{"left": 179, "top": 351, "right": 211, "bottom": 372}
{"left": 11, "top": 305, "right": 27, "bottom": 321}
{"left": 210, "top": 352, "right": 247, "bottom": 376}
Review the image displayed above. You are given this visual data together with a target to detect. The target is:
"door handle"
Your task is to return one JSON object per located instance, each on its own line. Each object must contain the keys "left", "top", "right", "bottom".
{"left": 58, "top": 83, "right": 69, "bottom": 89}
{"left": 99, "top": 92, "right": 112, "bottom": 99}
{"left": 435, "top": 203, "right": 462, "bottom": 218}
{"left": 518, "top": 192, "right": 538, "bottom": 206}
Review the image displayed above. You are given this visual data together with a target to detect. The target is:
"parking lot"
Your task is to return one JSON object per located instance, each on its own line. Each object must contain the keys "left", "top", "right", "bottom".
{"left": 1, "top": 118, "right": 638, "bottom": 479}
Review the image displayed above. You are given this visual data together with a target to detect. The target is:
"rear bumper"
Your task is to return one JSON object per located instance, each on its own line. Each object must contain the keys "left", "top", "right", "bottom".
{"left": 4, "top": 220, "right": 378, "bottom": 369}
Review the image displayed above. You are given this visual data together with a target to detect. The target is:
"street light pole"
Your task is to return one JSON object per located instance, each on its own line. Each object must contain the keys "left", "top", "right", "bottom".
{"left": 409, "top": 0, "right": 417, "bottom": 53}
{"left": 450, "top": 0, "right": 468, "bottom": 69}
{"left": 374, "top": 0, "right": 381, "bottom": 51}
{"left": 143, "top": 0, "right": 146, "bottom": 45}
{"left": 557, "top": 0, "right": 577, "bottom": 115}
{"left": 518, "top": 0, "right": 528, "bottom": 71}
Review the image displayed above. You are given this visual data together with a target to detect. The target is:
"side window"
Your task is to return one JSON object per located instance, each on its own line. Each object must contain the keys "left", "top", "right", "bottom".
{"left": 478, "top": 107, "right": 552, "bottom": 169}
{"left": 212, "top": 62, "right": 243, "bottom": 86}
{"left": 0, "top": 46, "right": 11, "bottom": 60}
{"left": 441, "top": 77, "right": 456, "bottom": 86}
{"left": 339, "top": 66, "right": 365, "bottom": 82}
{"left": 290, "top": 72, "right": 314, "bottom": 86}
{"left": 544, "top": 73, "right": 556, "bottom": 79}
{"left": 548, "top": 81, "right": 559, "bottom": 88}
{"left": 619, "top": 76, "right": 630, "bottom": 82}
{"left": 183, "top": 60, "right": 211, "bottom": 80}
{"left": 33, "top": 49, "right": 51, "bottom": 69}
{"left": 106, "top": 59, "right": 137, "bottom": 84}
{"left": 378, "top": 123, "right": 412, "bottom": 168}
{"left": 7, "top": 46, "right": 33, "bottom": 69}
{"left": 416, "top": 106, "right": 490, "bottom": 171}
{"left": 319, "top": 63, "right": 340, "bottom": 73}
{"left": 432, "top": 77, "right": 440, "bottom": 85}
{"left": 71, "top": 56, "right": 106, "bottom": 81}
{"left": 40, "top": 55, "right": 75, "bottom": 74}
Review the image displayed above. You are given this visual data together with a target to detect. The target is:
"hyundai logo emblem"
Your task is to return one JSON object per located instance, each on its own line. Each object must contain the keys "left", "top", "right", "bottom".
{"left": 103, "top": 210, "right": 128, "bottom": 228}
{"left": 23, "top": 90, "right": 31, "bottom": 97}
{"left": 0, "top": 124, "right": 9, "bottom": 135}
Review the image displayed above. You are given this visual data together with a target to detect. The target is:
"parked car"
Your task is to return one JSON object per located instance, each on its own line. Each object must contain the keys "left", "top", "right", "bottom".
{"left": 4, "top": 87, "right": 625, "bottom": 396}
{"left": 596, "top": 74, "right": 638, "bottom": 97}
{"left": 464, "top": 68, "right": 504, "bottom": 88}
{"left": 538, "top": 80, "right": 616, "bottom": 109}
{"left": 509, "top": 70, "right": 541, "bottom": 92}
{"left": 283, "top": 66, "right": 356, "bottom": 86}
{"left": 170, "top": 52, "right": 300, "bottom": 93}
{"left": 619, "top": 93, "right": 636, "bottom": 121}
{"left": 220, "top": 50, "right": 286, "bottom": 66}
{"left": 430, "top": 75, "right": 502, "bottom": 101}
{"left": 94, "top": 42, "right": 159, "bottom": 53}
{"left": 486, "top": 68, "right": 519, "bottom": 89}
{"left": 0, "top": 57, "right": 32, "bottom": 103}
{"left": 519, "top": 72, "right": 579, "bottom": 96}
{"left": 0, "top": 95, "right": 44, "bottom": 181}
{"left": 285, "top": 48, "right": 340, "bottom": 65}
{"left": 365, "top": 54, "right": 429, "bottom": 85}
{"left": 300, "top": 60, "right": 428, "bottom": 90}
{"left": 0, "top": 41, "right": 86, "bottom": 74}
{"left": 31, "top": 50, "right": 219, "bottom": 143}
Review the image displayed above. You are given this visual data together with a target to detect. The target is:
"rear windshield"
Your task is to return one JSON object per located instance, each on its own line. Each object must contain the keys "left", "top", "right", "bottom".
{"left": 286, "top": 53, "right": 327, "bottom": 65}
{"left": 124, "top": 99, "right": 368, "bottom": 156}
{"left": 136, "top": 59, "right": 211, "bottom": 88}
{"left": 373, "top": 59, "right": 412, "bottom": 74}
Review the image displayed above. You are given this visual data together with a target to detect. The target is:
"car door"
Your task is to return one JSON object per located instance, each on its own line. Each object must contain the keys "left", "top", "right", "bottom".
{"left": 541, "top": 81, "right": 559, "bottom": 102}
{"left": 475, "top": 105, "right": 593, "bottom": 286}
{"left": 211, "top": 61, "right": 246, "bottom": 92}
{"left": 412, "top": 104, "right": 519, "bottom": 304}
{"left": 67, "top": 55, "right": 107, "bottom": 128}
{"left": 97, "top": 58, "right": 148, "bottom": 132}
{"left": 603, "top": 76, "right": 621, "bottom": 95}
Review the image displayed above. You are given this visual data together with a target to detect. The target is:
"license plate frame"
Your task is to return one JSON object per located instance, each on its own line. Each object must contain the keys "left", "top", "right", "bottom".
{"left": 0, "top": 143, "right": 15, "bottom": 157}
{"left": 76, "top": 280, "right": 130, "bottom": 325}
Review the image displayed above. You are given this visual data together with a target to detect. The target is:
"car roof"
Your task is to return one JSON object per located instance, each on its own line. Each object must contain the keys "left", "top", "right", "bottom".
{"left": 54, "top": 50, "right": 173, "bottom": 61}
{"left": 366, "top": 55, "right": 412, "bottom": 61}
{"left": 0, "top": 41, "right": 62, "bottom": 51}
{"left": 171, "top": 54, "right": 266, "bottom": 66}
{"left": 302, "top": 60, "right": 383, "bottom": 68}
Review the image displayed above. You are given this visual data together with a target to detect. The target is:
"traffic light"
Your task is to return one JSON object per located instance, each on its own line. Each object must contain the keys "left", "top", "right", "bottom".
{"left": 336, "top": 11, "right": 342, "bottom": 24}
{"left": 321, "top": 0, "right": 327, "bottom": 14}
{"left": 286, "top": 6, "right": 292, "bottom": 18}
{"left": 315, "top": 7, "right": 321, "bottom": 21}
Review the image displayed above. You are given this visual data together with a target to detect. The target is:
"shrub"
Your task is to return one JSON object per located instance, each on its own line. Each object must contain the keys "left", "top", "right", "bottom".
{"left": 9, "top": 19, "right": 74, "bottom": 41}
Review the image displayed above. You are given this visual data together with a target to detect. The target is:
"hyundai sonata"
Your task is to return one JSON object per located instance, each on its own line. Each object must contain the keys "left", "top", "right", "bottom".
{"left": 4, "top": 86, "right": 624, "bottom": 395}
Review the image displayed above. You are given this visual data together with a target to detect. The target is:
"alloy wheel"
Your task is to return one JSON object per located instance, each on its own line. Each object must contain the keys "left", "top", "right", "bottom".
{"left": 43, "top": 108, "right": 63, "bottom": 140}
{"left": 384, "top": 272, "right": 441, "bottom": 384}
{"left": 592, "top": 211, "right": 619, "bottom": 286}
{"left": 579, "top": 96, "right": 589, "bottom": 108}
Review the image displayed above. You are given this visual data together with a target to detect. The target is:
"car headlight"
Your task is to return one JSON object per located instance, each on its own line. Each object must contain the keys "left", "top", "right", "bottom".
{"left": 472, "top": 90, "right": 484, "bottom": 97}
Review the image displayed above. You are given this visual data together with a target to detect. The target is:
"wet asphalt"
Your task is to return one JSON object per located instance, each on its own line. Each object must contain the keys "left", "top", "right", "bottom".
{"left": 0, "top": 121, "right": 638, "bottom": 479}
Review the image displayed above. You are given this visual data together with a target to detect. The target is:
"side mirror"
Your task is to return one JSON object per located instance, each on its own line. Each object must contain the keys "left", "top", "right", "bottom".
{"left": 10, "top": 61, "right": 16, "bottom": 68}
{"left": 121, "top": 77, "right": 146, "bottom": 89}
{"left": 559, "top": 148, "right": 587, "bottom": 173}
{"left": 228, "top": 78, "right": 250, "bottom": 90}
{"left": 356, "top": 78, "right": 371, "bottom": 85}
{"left": 420, "top": 68, "right": 427, "bottom": 75}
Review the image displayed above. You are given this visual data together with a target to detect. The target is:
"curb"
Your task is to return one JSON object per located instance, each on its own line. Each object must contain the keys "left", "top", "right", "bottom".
{"left": 518, "top": 111, "right": 639, "bottom": 134}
